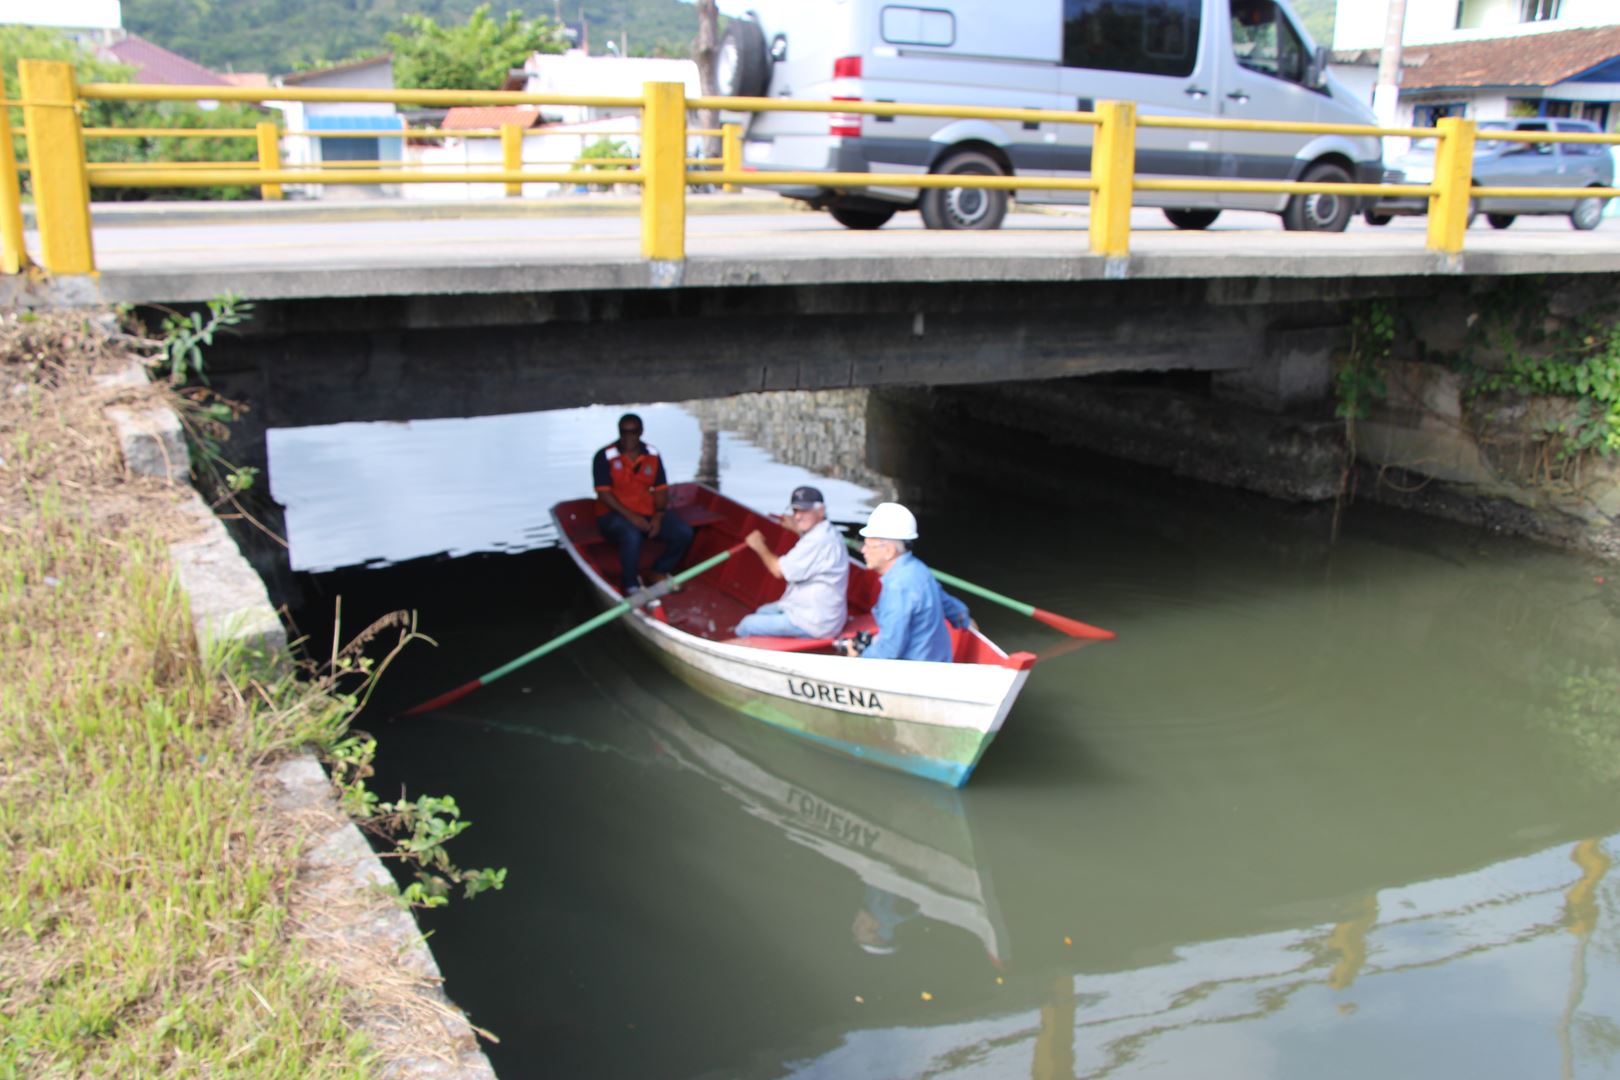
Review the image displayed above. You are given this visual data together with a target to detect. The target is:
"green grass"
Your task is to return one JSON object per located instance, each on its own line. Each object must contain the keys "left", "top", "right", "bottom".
{"left": 0, "top": 483, "right": 374, "bottom": 1076}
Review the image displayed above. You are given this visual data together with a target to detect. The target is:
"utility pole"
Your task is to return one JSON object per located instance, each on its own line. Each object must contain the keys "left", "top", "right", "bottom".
{"left": 693, "top": 0, "right": 720, "bottom": 159}
{"left": 1373, "top": 0, "right": 1408, "bottom": 131}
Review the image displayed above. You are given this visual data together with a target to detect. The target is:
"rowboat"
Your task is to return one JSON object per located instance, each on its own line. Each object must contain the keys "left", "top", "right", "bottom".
{"left": 551, "top": 482, "right": 1039, "bottom": 786}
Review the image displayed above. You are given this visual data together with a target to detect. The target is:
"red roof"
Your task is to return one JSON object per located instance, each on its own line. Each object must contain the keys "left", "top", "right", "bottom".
{"left": 441, "top": 106, "right": 549, "bottom": 130}
{"left": 1337, "top": 24, "right": 1620, "bottom": 91}
{"left": 104, "top": 33, "right": 229, "bottom": 87}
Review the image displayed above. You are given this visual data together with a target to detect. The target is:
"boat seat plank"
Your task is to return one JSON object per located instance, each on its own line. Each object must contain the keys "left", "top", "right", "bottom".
{"left": 725, "top": 614, "right": 879, "bottom": 652}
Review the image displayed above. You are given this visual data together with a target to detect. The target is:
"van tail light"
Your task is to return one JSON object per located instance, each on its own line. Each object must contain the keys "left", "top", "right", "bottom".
{"left": 831, "top": 96, "right": 862, "bottom": 137}
{"left": 830, "top": 56, "right": 862, "bottom": 136}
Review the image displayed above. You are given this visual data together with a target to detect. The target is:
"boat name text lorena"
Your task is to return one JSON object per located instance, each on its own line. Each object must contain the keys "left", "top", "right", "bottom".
{"left": 786, "top": 678, "right": 884, "bottom": 711}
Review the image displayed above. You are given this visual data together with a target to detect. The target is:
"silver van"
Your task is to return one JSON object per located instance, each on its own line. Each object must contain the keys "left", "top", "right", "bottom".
{"left": 716, "top": 0, "right": 1381, "bottom": 231}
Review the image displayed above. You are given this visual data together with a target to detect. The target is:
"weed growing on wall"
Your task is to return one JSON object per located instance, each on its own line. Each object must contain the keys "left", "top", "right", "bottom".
{"left": 1480, "top": 320, "right": 1620, "bottom": 461}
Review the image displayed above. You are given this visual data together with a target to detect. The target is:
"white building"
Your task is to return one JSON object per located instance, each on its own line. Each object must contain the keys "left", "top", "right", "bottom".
{"left": 508, "top": 50, "right": 702, "bottom": 125}
{"left": 1335, "top": 0, "right": 1616, "bottom": 51}
{"left": 269, "top": 54, "right": 402, "bottom": 199}
{"left": 1330, "top": 1, "right": 1620, "bottom": 132}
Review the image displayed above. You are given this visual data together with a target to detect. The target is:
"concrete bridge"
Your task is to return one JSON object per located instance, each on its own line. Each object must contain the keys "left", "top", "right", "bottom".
{"left": 21, "top": 202, "right": 1612, "bottom": 429}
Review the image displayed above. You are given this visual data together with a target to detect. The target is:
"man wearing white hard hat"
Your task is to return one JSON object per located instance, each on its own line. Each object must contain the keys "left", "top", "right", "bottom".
{"left": 846, "top": 502, "right": 971, "bottom": 662}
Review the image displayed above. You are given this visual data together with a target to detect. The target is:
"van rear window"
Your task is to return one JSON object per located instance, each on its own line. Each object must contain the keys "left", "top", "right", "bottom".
{"left": 881, "top": 6, "right": 956, "bottom": 47}
{"left": 1063, "top": 0, "right": 1201, "bottom": 78}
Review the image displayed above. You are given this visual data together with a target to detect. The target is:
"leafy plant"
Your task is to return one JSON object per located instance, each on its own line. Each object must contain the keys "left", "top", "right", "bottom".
{"left": 1336, "top": 301, "right": 1394, "bottom": 422}
{"left": 387, "top": 4, "right": 566, "bottom": 91}
{"left": 154, "top": 293, "right": 252, "bottom": 385}
{"left": 579, "top": 136, "right": 634, "bottom": 190}
{"left": 1479, "top": 320, "right": 1620, "bottom": 460}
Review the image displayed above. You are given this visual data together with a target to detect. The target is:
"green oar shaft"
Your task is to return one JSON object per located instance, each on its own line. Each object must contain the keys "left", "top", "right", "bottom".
{"left": 400, "top": 542, "right": 743, "bottom": 716}
{"left": 843, "top": 535, "right": 1113, "bottom": 640}
{"left": 925, "top": 568, "right": 1035, "bottom": 616}
{"left": 483, "top": 543, "right": 740, "bottom": 685}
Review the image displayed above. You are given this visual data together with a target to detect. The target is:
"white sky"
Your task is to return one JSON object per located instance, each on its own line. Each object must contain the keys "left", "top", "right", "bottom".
{"left": 0, "top": 0, "right": 121, "bottom": 29}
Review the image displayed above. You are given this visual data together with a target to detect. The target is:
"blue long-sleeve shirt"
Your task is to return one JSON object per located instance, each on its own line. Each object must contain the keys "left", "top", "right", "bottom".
{"left": 863, "top": 552, "right": 971, "bottom": 662}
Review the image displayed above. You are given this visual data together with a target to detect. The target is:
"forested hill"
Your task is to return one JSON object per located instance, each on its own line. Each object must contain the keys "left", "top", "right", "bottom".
{"left": 122, "top": 0, "right": 703, "bottom": 75}
{"left": 124, "top": 0, "right": 1335, "bottom": 80}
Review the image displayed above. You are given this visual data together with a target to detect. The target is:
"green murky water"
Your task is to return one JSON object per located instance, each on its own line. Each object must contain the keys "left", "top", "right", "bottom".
{"left": 279, "top": 394, "right": 1620, "bottom": 1079}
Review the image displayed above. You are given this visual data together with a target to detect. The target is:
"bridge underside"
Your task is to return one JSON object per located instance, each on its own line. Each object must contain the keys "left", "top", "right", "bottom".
{"left": 200, "top": 273, "right": 1453, "bottom": 432}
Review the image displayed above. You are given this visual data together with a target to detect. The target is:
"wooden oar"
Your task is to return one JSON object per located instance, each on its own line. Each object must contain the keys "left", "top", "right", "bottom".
{"left": 400, "top": 541, "right": 747, "bottom": 717}
{"left": 844, "top": 536, "right": 1115, "bottom": 641}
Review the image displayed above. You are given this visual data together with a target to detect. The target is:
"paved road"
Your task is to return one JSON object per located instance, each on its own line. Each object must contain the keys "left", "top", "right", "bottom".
{"left": 23, "top": 198, "right": 1620, "bottom": 303}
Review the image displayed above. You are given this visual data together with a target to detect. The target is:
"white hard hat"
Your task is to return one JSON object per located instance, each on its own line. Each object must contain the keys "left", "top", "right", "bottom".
{"left": 859, "top": 502, "right": 919, "bottom": 541}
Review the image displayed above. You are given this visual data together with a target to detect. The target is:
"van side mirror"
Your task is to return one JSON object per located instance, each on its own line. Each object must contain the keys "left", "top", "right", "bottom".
{"left": 1305, "top": 45, "right": 1329, "bottom": 90}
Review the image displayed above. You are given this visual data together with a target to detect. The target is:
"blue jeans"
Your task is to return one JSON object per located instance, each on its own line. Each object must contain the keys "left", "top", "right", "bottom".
{"left": 735, "top": 602, "right": 817, "bottom": 639}
{"left": 597, "top": 509, "right": 694, "bottom": 594}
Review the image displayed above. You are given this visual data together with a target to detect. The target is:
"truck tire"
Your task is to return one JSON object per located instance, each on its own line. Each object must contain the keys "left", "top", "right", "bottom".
{"left": 716, "top": 20, "right": 769, "bottom": 99}
{"left": 1363, "top": 211, "right": 1392, "bottom": 226}
{"left": 1282, "top": 162, "right": 1353, "bottom": 232}
{"left": 920, "top": 150, "right": 1008, "bottom": 230}
{"left": 830, "top": 206, "right": 896, "bottom": 230}
{"left": 1487, "top": 214, "right": 1515, "bottom": 230}
{"left": 1164, "top": 209, "right": 1220, "bottom": 230}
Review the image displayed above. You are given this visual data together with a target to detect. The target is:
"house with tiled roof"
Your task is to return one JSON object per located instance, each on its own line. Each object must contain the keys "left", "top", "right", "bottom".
{"left": 1331, "top": 0, "right": 1620, "bottom": 130}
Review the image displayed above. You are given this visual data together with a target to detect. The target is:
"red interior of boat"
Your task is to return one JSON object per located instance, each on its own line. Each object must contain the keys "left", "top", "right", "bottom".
{"left": 554, "top": 483, "right": 1032, "bottom": 669}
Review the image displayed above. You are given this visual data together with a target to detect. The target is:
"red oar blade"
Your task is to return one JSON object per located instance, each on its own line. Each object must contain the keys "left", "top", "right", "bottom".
{"left": 1032, "top": 607, "right": 1115, "bottom": 640}
{"left": 399, "top": 678, "right": 484, "bottom": 718}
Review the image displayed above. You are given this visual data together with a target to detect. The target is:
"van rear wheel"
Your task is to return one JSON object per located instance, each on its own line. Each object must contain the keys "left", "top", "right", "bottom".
{"left": 920, "top": 151, "right": 1009, "bottom": 231}
{"left": 830, "top": 206, "right": 896, "bottom": 230}
{"left": 1164, "top": 209, "right": 1220, "bottom": 230}
{"left": 1487, "top": 214, "right": 1515, "bottom": 230}
{"left": 1282, "top": 162, "right": 1353, "bottom": 232}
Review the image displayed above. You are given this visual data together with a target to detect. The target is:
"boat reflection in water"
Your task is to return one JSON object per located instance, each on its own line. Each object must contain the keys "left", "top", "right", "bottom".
{"left": 462, "top": 638, "right": 1012, "bottom": 970}
{"left": 636, "top": 676, "right": 1011, "bottom": 967}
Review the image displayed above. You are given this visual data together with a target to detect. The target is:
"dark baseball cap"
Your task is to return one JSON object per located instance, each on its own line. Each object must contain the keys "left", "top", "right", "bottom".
{"left": 789, "top": 485, "right": 825, "bottom": 510}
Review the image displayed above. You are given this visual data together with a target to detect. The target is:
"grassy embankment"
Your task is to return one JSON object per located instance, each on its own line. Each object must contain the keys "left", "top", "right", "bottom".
{"left": 0, "top": 312, "right": 372, "bottom": 1074}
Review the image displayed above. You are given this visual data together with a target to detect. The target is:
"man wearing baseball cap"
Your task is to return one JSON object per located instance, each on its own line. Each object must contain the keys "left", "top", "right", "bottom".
{"left": 847, "top": 501, "right": 971, "bottom": 662}
{"left": 737, "top": 485, "right": 850, "bottom": 639}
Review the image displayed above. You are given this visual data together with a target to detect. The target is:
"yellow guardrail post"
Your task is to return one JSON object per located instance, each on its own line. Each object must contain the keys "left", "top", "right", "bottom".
{"left": 0, "top": 75, "right": 31, "bottom": 273}
{"left": 255, "top": 121, "right": 284, "bottom": 201}
{"left": 640, "top": 81, "right": 686, "bottom": 266}
{"left": 1427, "top": 116, "right": 1475, "bottom": 256}
{"left": 501, "top": 123, "right": 523, "bottom": 197}
{"left": 19, "top": 59, "right": 94, "bottom": 274}
{"left": 721, "top": 122, "right": 742, "bottom": 193}
{"left": 1089, "top": 100, "right": 1135, "bottom": 261}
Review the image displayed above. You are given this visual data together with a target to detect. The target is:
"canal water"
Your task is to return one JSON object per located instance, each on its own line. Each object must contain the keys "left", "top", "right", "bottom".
{"left": 275, "top": 391, "right": 1620, "bottom": 1080}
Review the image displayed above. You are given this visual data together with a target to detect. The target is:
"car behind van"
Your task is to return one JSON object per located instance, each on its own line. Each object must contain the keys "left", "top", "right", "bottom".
{"left": 1365, "top": 118, "right": 1614, "bottom": 231}
{"left": 715, "top": 0, "right": 1381, "bottom": 232}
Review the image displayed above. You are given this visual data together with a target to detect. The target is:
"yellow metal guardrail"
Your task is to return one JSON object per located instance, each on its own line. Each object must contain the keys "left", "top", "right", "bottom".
{"left": 5, "top": 58, "right": 1620, "bottom": 275}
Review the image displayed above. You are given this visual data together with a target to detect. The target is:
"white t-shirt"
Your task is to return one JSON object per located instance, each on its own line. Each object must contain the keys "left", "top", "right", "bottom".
{"left": 777, "top": 519, "right": 850, "bottom": 638}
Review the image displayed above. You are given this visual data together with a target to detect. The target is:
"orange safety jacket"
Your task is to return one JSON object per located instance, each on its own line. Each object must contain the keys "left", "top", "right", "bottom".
{"left": 592, "top": 440, "right": 668, "bottom": 517}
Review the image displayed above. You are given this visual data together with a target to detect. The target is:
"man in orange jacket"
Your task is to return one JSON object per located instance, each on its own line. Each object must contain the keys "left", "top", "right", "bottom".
{"left": 592, "top": 412, "right": 694, "bottom": 594}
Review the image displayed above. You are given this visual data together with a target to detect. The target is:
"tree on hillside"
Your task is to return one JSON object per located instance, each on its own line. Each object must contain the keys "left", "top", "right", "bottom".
{"left": 387, "top": 4, "right": 566, "bottom": 91}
